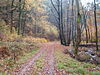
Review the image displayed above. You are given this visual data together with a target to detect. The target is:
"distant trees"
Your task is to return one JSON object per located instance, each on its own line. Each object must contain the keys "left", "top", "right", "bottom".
{"left": 0, "top": 0, "right": 26, "bottom": 35}
{"left": 0, "top": 0, "right": 100, "bottom": 46}
{"left": 49, "top": 0, "right": 83, "bottom": 50}
{"left": 83, "top": 0, "right": 100, "bottom": 51}
{"left": 50, "top": 0, "right": 66, "bottom": 45}
{"left": 0, "top": 0, "right": 58, "bottom": 40}
{"left": 50, "top": 0, "right": 100, "bottom": 52}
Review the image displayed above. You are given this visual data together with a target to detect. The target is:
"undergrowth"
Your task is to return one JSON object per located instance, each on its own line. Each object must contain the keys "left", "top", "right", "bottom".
{"left": 55, "top": 50, "right": 100, "bottom": 75}
{"left": 0, "top": 42, "right": 39, "bottom": 75}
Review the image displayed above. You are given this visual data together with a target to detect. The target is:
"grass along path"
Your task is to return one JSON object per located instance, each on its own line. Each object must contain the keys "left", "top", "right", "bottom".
{"left": 55, "top": 49, "right": 100, "bottom": 75}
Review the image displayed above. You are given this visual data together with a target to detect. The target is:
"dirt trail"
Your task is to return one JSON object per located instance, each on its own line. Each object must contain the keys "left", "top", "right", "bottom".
{"left": 14, "top": 44, "right": 47, "bottom": 75}
{"left": 41, "top": 43, "right": 55, "bottom": 75}
{"left": 14, "top": 42, "right": 70, "bottom": 75}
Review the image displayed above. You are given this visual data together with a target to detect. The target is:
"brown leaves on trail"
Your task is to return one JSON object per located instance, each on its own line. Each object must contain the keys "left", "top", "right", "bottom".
{"left": 0, "top": 46, "right": 10, "bottom": 58}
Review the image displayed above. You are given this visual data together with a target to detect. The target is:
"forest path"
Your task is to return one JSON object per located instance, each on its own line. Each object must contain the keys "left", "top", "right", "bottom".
{"left": 14, "top": 42, "right": 71, "bottom": 75}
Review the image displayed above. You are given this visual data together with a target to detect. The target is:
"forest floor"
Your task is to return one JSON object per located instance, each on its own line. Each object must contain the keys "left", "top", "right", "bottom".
{"left": 0, "top": 42, "right": 100, "bottom": 75}
{"left": 11, "top": 42, "right": 100, "bottom": 75}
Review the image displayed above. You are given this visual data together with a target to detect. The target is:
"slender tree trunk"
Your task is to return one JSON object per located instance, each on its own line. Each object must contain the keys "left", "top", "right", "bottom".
{"left": 18, "top": 0, "right": 22, "bottom": 35}
{"left": 61, "top": 0, "right": 66, "bottom": 45}
{"left": 21, "top": 0, "right": 26, "bottom": 36}
{"left": 11, "top": 0, "right": 14, "bottom": 33}
{"left": 94, "top": 0, "right": 99, "bottom": 51}
{"left": 85, "top": 27, "right": 88, "bottom": 43}
{"left": 87, "top": 25, "right": 91, "bottom": 42}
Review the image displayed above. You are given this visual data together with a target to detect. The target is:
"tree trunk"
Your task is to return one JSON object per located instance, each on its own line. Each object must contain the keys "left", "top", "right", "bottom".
{"left": 10, "top": 0, "right": 15, "bottom": 33}
{"left": 94, "top": 0, "right": 99, "bottom": 51}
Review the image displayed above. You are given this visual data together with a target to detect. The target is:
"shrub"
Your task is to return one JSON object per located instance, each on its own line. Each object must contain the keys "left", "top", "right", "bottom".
{"left": 22, "top": 36, "right": 48, "bottom": 43}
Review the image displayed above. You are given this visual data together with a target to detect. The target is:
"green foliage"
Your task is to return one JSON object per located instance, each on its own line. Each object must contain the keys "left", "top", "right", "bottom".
{"left": 77, "top": 16, "right": 81, "bottom": 23}
{"left": 58, "top": 63, "right": 65, "bottom": 69}
{"left": 90, "top": 72, "right": 100, "bottom": 75}
{"left": 67, "top": 67, "right": 88, "bottom": 74}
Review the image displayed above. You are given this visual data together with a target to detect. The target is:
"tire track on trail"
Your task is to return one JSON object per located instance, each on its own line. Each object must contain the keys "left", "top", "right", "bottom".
{"left": 14, "top": 44, "right": 47, "bottom": 75}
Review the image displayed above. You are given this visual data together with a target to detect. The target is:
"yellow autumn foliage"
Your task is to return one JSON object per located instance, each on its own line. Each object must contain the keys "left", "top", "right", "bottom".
{"left": 22, "top": 36, "right": 48, "bottom": 43}
{"left": 7, "top": 33, "right": 21, "bottom": 41}
{"left": 80, "top": 41, "right": 86, "bottom": 44}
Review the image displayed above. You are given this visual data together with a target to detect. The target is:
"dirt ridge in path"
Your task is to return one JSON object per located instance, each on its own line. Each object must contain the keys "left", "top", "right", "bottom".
{"left": 41, "top": 43, "right": 55, "bottom": 75}
{"left": 14, "top": 44, "right": 47, "bottom": 75}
